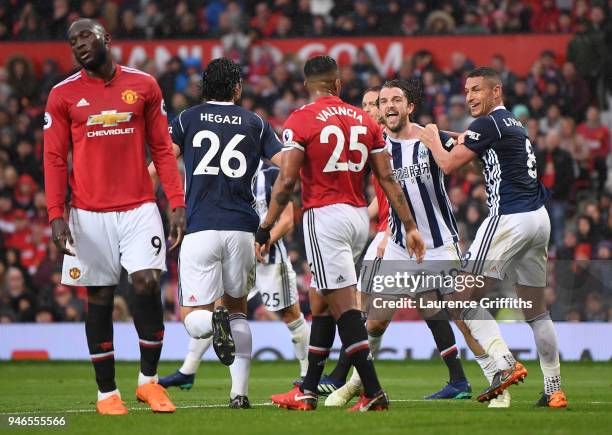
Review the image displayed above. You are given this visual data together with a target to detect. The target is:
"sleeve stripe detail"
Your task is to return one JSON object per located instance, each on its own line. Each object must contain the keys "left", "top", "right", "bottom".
{"left": 120, "top": 66, "right": 151, "bottom": 77}
{"left": 283, "top": 141, "right": 305, "bottom": 151}
{"left": 370, "top": 147, "right": 387, "bottom": 154}
{"left": 253, "top": 112, "right": 265, "bottom": 140}
{"left": 489, "top": 115, "right": 502, "bottom": 139}
{"left": 178, "top": 110, "right": 186, "bottom": 134}
{"left": 52, "top": 72, "right": 81, "bottom": 89}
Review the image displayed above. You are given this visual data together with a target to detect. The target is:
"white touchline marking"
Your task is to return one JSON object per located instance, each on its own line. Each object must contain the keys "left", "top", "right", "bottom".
{"left": 1, "top": 400, "right": 611, "bottom": 415}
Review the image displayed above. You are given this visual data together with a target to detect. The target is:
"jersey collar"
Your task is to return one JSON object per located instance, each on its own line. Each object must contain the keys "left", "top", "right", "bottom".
{"left": 79, "top": 64, "right": 122, "bottom": 85}
{"left": 206, "top": 101, "right": 234, "bottom": 105}
{"left": 491, "top": 105, "right": 506, "bottom": 112}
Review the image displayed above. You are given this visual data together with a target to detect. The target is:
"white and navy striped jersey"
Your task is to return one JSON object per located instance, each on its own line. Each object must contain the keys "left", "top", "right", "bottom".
{"left": 253, "top": 161, "right": 289, "bottom": 264}
{"left": 464, "top": 106, "right": 548, "bottom": 216}
{"left": 388, "top": 130, "right": 459, "bottom": 250}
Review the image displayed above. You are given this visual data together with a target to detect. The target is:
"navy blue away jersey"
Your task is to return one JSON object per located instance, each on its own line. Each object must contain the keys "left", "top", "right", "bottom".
{"left": 464, "top": 106, "right": 548, "bottom": 216}
{"left": 171, "top": 101, "right": 282, "bottom": 233}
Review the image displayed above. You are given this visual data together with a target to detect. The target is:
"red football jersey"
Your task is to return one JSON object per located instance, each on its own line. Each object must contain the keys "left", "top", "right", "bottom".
{"left": 371, "top": 174, "right": 390, "bottom": 233}
{"left": 44, "top": 65, "right": 184, "bottom": 222}
{"left": 282, "top": 95, "right": 386, "bottom": 210}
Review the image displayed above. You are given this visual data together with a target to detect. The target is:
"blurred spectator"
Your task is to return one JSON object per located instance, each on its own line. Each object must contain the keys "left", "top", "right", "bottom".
{"left": 539, "top": 103, "right": 562, "bottom": 134}
{"left": 575, "top": 106, "right": 610, "bottom": 194}
{"left": 583, "top": 292, "right": 607, "bottom": 321}
{"left": 491, "top": 54, "right": 517, "bottom": 94}
{"left": 560, "top": 62, "right": 590, "bottom": 122}
{"left": 424, "top": 11, "right": 456, "bottom": 35}
{"left": 567, "top": 18, "right": 608, "bottom": 107}
{"left": 447, "top": 95, "right": 472, "bottom": 132}
{"left": 456, "top": 9, "right": 488, "bottom": 35}
{"left": 530, "top": 0, "right": 559, "bottom": 33}
{"left": 116, "top": 8, "right": 145, "bottom": 39}
{"left": 537, "top": 130, "right": 574, "bottom": 249}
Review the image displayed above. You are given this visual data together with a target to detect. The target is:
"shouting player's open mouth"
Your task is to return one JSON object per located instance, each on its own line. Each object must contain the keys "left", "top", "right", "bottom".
{"left": 385, "top": 110, "right": 399, "bottom": 124}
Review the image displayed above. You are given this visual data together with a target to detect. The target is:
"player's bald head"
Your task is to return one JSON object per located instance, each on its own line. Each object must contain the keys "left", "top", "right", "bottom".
{"left": 303, "top": 55, "right": 340, "bottom": 96}
{"left": 68, "top": 18, "right": 111, "bottom": 72}
{"left": 68, "top": 19, "right": 107, "bottom": 39}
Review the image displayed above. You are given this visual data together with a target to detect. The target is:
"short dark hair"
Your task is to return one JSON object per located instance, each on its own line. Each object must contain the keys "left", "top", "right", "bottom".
{"left": 303, "top": 55, "right": 338, "bottom": 78}
{"left": 364, "top": 85, "right": 382, "bottom": 94}
{"left": 467, "top": 67, "right": 502, "bottom": 86}
{"left": 382, "top": 78, "right": 423, "bottom": 106}
{"left": 201, "top": 58, "right": 242, "bottom": 101}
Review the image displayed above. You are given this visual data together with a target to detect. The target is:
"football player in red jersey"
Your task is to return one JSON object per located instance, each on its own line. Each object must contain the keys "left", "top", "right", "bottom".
{"left": 256, "top": 56, "right": 425, "bottom": 412}
{"left": 43, "top": 19, "right": 184, "bottom": 415}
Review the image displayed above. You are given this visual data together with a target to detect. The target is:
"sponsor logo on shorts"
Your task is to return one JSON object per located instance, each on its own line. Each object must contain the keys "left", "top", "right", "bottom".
{"left": 188, "top": 295, "right": 198, "bottom": 303}
{"left": 69, "top": 267, "right": 81, "bottom": 280}
{"left": 336, "top": 274, "right": 346, "bottom": 283}
{"left": 121, "top": 89, "right": 139, "bottom": 104}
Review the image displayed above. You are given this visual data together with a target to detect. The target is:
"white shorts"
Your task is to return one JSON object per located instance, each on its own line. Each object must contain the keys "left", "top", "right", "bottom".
{"left": 465, "top": 206, "right": 550, "bottom": 287}
{"left": 250, "top": 261, "right": 298, "bottom": 311}
{"left": 303, "top": 204, "right": 369, "bottom": 291}
{"left": 370, "top": 241, "right": 462, "bottom": 295}
{"left": 179, "top": 230, "right": 256, "bottom": 306}
{"left": 61, "top": 203, "right": 166, "bottom": 287}
{"left": 357, "top": 231, "right": 387, "bottom": 293}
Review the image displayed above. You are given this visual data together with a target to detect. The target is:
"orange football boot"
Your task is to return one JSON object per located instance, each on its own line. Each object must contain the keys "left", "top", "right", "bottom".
{"left": 136, "top": 382, "right": 176, "bottom": 413}
{"left": 537, "top": 390, "right": 568, "bottom": 408}
{"left": 477, "top": 361, "right": 528, "bottom": 402}
{"left": 96, "top": 394, "right": 128, "bottom": 415}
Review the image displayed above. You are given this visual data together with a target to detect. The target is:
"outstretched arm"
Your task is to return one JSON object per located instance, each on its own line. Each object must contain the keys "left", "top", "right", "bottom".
{"left": 420, "top": 124, "right": 477, "bottom": 175}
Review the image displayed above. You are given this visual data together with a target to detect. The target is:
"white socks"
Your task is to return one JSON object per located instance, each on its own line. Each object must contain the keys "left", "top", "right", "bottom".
{"left": 527, "top": 312, "right": 561, "bottom": 394}
{"left": 229, "top": 313, "right": 252, "bottom": 399}
{"left": 183, "top": 310, "right": 213, "bottom": 339}
{"left": 98, "top": 389, "right": 120, "bottom": 401}
{"left": 180, "top": 337, "right": 212, "bottom": 375}
{"left": 286, "top": 314, "right": 310, "bottom": 377}
{"left": 138, "top": 372, "right": 158, "bottom": 386}
{"left": 462, "top": 307, "right": 515, "bottom": 370}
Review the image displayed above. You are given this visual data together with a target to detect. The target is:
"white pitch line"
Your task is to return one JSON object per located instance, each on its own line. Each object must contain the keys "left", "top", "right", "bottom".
{"left": 2, "top": 399, "right": 611, "bottom": 415}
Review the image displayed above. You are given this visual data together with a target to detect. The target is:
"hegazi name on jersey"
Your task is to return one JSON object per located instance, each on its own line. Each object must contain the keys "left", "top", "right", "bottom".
{"left": 315, "top": 106, "right": 363, "bottom": 123}
{"left": 200, "top": 112, "right": 242, "bottom": 125}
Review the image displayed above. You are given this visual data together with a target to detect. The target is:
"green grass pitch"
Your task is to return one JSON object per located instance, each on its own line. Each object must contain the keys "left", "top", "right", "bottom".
{"left": 1, "top": 360, "right": 611, "bottom": 435}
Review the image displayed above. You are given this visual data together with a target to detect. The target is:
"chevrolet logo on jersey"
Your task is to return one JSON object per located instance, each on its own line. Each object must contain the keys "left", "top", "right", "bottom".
{"left": 87, "top": 110, "right": 133, "bottom": 127}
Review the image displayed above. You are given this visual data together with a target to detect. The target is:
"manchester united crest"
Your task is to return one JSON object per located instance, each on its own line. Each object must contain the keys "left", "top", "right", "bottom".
{"left": 69, "top": 267, "right": 81, "bottom": 280}
{"left": 121, "top": 89, "right": 139, "bottom": 104}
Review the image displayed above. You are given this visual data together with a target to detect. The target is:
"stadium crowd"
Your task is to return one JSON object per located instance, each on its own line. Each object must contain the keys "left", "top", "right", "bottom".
{"left": 2, "top": 0, "right": 612, "bottom": 40}
{"left": 0, "top": 1, "right": 611, "bottom": 325}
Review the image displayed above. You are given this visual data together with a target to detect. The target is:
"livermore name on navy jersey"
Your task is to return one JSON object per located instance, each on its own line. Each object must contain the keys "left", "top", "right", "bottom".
{"left": 464, "top": 106, "right": 548, "bottom": 216}
{"left": 388, "top": 129, "right": 458, "bottom": 250}
{"left": 171, "top": 101, "right": 282, "bottom": 234}
{"left": 253, "top": 161, "right": 289, "bottom": 264}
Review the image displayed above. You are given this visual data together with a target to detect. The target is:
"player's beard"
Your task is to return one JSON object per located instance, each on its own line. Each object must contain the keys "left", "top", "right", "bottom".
{"left": 386, "top": 113, "right": 407, "bottom": 133}
{"left": 79, "top": 48, "right": 108, "bottom": 71}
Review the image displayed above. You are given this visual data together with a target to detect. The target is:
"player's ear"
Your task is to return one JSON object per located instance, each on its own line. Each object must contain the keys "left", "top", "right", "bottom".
{"left": 234, "top": 82, "right": 242, "bottom": 102}
{"left": 407, "top": 102, "right": 415, "bottom": 115}
{"left": 334, "top": 78, "right": 341, "bottom": 95}
{"left": 103, "top": 32, "right": 111, "bottom": 46}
